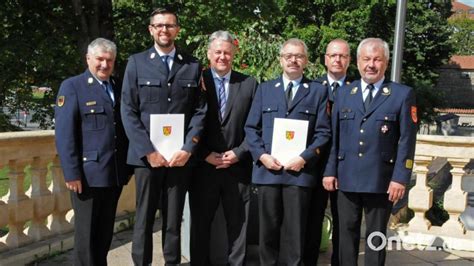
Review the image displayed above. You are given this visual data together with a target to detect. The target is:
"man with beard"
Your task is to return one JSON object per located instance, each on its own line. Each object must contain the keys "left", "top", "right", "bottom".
{"left": 55, "top": 38, "right": 131, "bottom": 265}
{"left": 304, "top": 38, "right": 351, "bottom": 266}
{"left": 324, "top": 38, "right": 417, "bottom": 265}
{"left": 245, "top": 38, "right": 331, "bottom": 265}
{"left": 190, "top": 30, "right": 258, "bottom": 266}
{"left": 121, "top": 8, "right": 205, "bottom": 266}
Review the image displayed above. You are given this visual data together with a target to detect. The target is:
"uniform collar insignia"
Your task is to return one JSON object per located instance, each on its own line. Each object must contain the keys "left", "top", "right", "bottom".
{"left": 177, "top": 54, "right": 183, "bottom": 60}
{"left": 275, "top": 82, "right": 281, "bottom": 87}
{"left": 88, "top": 77, "right": 94, "bottom": 85}
{"left": 303, "top": 83, "right": 309, "bottom": 88}
{"left": 350, "top": 87, "right": 358, "bottom": 94}
{"left": 150, "top": 52, "right": 156, "bottom": 59}
{"left": 346, "top": 81, "right": 351, "bottom": 85}
{"left": 382, "top": 86, "right": 391, "bottom": 95}
{"left": 322, "top": 80, "right": 327, "bottom": 86}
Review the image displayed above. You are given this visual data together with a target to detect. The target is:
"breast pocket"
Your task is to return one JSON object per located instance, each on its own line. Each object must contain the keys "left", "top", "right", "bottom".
{"left": 339, "top": 110, "right": 355, "bottom": 133}
{"left": 262, "top": 105, "right": 278, "bottom": 129}
{"left": 177, "top": 79, "right": 198, "bottom": 99}
{"left": 297, "top": 106, "right": 317, "bottom": 120}
{"left": 138, "top": 78, "right": 161, "bottom": 103}
{"left": 376, "top": 113, "right": 398, "bottom": 138}
{"left": 83, "top": 106, "right": 106, "bottom": 131}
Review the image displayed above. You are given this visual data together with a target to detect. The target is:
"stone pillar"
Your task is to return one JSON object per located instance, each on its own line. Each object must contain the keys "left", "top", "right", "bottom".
{"left": 0, "top": 160, "right": 33, "bottom": 248}
{"left": 408, "top": 155, "right": 433, "bottom": 231}
{"left": 0, "top": 199, "right": 7, "bottom": 251}
{"left": 441, "top": 158, "right": 469, "bottom": 235}
{"left": 47, "top": 155, "right": 73, "bottom": 233}
{"left": 26, "top": 156, "right": 54, "bottom": 241}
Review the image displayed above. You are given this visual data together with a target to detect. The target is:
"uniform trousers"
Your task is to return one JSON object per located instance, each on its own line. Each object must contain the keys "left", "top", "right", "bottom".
{"left": 338, "top": 191, "right": 393, "bottom": 266}
{"left": 258, "top": 184, "right": 311, "bottom": 266}
{"left": 190, "top": 163, "right": 250, "bottom": 266}
{"left": 304, "top": 182, "right": 339, "bottom": 266}
{"left": 131, "top": 166, "right": 191, "bottom": 266}
{"left": 71, "top": 185, "right": 122, "bottom": 266}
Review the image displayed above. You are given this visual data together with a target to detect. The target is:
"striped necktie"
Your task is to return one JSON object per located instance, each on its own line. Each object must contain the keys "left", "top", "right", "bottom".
{"left": 217, "top": 77, "right": 226, "bottom": 120}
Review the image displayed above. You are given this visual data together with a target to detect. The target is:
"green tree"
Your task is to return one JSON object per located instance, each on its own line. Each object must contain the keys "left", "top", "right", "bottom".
{"left": 448, "top": 14, "right": 474, "bottom": 55}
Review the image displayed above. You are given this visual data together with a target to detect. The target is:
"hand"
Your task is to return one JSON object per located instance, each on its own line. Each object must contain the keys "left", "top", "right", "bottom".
{"left": 146, "top": 151, "right": 169, "bottom": 168}
{"left": 259, "top": 154, "right": 283, "bottom": 171}
{"left": 218, "top": 150, "right": 239, "bottom": 169}
{"left": 66, "top": 180, "right": 82, "bottom": 194}
{"left": 205, "top": 152, "right": 224, "bottom": 166}
{"left": 169, "top": 150, "right": 191, "bottom": 167}
{"left": 284, "top": 156, "right": 306, "bottom": 172}
{"left": 322, "top": 176, "right": 338, "bottom": 191}
{"left": 387, "top": 181, "right": 406, "bottom": 203}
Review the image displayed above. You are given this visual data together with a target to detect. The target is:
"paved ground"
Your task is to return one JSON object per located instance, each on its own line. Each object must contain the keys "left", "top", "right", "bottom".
{"left": 34, "top": 219, "right": 474, "bottom": 266}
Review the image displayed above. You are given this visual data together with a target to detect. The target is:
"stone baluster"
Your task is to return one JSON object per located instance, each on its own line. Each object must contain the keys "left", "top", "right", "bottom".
{"left": 47, "top": 155, "right": 73, "bottom": 233}
{"left": 25, "top": 156, "right": 54, "bottom": 241}
{"left": 408, "top": 155, "right": 433, "bottom": 231}
{"left": 0, "top": 160, "right": 33, "bottom": 248}
{"left": 441, "top": 158, "right": 469, "bottom": 235}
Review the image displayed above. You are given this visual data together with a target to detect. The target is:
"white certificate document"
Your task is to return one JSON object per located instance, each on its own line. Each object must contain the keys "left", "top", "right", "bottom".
{"left": 271, "top": 118, "right": 308, "bottom": 165}
{"left": 150, "top": 114, "right": 184, "bottom": 161}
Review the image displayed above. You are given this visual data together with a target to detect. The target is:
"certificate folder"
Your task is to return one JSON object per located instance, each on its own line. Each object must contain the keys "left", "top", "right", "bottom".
{"left": 150, "top": 114, "right": 184, "bottom": 161}
{"left": 271, "top": 118, "right": 308, "bottom": 165}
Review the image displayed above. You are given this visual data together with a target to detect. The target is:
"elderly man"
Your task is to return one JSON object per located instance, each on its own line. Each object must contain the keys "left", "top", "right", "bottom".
{"left": 305, "top": 38, "right": 351, "bottom": 266}
{"left": 55, "top": 37, "right": 131, "bottom": 265}
{"left": 190, "top": 30, "right": 258, "bottom": 266}
{"left": 121, "top": 8, "right": 205, "bottom": 266}
{"left": 324, "top": 38, "right": 417, "bottom": 266}
{"left": 245, "top": 38, "right": 331, "bottom": 265}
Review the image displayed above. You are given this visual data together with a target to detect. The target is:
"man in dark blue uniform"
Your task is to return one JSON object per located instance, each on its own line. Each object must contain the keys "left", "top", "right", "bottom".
{"left": 324, "top": 38, "right": 417, "bottom": 266}
{"left": 120, "top": 8, "right": 205, "bottom": 266}
{"left": 190, "top": 30, "right": 258, "bottom": 266}
{"left": 305, "top": 38, "right": 351, "bottom": 266}
{"left": 55, "top": 37, "right": 130, "bottom": 266}
{"left": 245, "top": 38, "right": 331, "bottom": 265}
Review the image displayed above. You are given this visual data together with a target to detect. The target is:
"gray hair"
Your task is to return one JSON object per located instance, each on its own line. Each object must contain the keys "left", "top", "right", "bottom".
{"left": 326, "top": 38, "right": 350, "bottom": 54}
{"left": 280, "top": 38, "right": 308, "bottom": 56}
{"left": 356, "top": 38, "right": 389, "bottom": 60}
{"left": 208, "top": 30, "right": 236, "bottom": 49}
{"left": 87, "top": 38, "right": 117, "bottom": 57}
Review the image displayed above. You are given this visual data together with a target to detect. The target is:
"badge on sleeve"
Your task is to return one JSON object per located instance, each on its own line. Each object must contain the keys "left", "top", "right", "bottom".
{"left": 57, "top": 96, "right": 65, "bottom": 107}
{"left": 405, "top": 159, "right": 414, "bottom": 169}
{"left": 411, "top": 106, "right": 418, "bottom": 123}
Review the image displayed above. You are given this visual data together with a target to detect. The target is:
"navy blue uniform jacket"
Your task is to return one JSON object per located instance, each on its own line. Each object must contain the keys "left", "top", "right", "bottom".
{"left": 245, "top": 77, "right": 331, "bottom": 187}
{"left": 121, "top": 47, "right": 206, "bottom": 166}
{"left": 54, "top": 70, "right": 131, "bottom": 187}
{"left": 324, "top": 80, "right": 417, "bottom": 193}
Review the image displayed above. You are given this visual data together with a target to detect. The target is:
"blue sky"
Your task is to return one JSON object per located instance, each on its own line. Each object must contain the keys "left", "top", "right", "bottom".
{"left": 458, "top": 0, "right": 474, "bottom": 7}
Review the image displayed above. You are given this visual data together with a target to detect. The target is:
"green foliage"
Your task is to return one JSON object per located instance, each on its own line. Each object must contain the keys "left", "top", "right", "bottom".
{"left": 448, "top": 14, "right": 474, "bottom": 55}
{"left": 0, "top": 0, "right": 455, "bottom": 130}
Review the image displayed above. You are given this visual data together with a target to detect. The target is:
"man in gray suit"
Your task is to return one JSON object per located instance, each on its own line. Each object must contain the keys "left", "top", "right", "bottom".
{"left": 190, "top": 30, "right": 258, "bottom": 266}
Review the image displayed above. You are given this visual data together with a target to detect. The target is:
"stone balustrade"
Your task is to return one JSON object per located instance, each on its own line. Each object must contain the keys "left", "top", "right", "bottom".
{"left": 393, "top": 134, "right": 474, "bottom": 251}
{"left": 0, "top": 130, "right": 136, "bottom": 253}
{"left": 0, "top": 131, "right": 473, "bottom": 258}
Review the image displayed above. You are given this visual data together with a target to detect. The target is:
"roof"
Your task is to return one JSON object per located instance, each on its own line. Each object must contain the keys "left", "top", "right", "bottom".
{"left": 445, "top": 55, "right": 474, "bottom": 69}
{"left": 451, "top": 1, "right": 474, "bottom": 19}
{"left": 436, "top": 108, "right": 474, "bottom": 114}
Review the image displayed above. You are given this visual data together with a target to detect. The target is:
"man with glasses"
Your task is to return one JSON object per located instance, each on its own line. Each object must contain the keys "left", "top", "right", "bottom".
{"left": 305, "top": 38, "right": 351, "bottom": 266}
{"left": 121, "top": 8, "right": 205, "bottom": 266}
{"left": 324, "top": 38, "right": 417, "bottom": 265}
{"left": 245, "top": 38, "right": 331, "bottom": 265}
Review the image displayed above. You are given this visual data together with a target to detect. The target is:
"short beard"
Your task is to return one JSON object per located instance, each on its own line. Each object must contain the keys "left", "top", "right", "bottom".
{"left": 156, "top": 40, "right": 173, "bottom": 48}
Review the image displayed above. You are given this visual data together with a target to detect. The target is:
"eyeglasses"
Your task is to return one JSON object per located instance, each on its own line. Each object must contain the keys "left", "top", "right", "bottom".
{"left": 150, "top": 23, "right": 178, "bottom": 30}
{"left": 326, "top": 53, "right": 349, "bottom": 60}
{"left": 281, "top": 53, "right": 306, "bottom": 61}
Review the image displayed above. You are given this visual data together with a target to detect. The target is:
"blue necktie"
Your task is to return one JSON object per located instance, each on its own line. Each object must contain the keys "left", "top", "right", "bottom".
{"left": 102, "top": 81, "right": 115, "bottom": 105}
{"left": 364, "top": 84, "right": 374, "bottom": 111}
{"left": 217, "top": 77, "right": 226, "bottom": 120}
{"left": 161, "top": 55, "right": 170, "bottom": 77}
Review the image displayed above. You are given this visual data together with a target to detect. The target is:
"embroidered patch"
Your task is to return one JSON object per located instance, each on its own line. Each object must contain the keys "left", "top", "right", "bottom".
{"left": 411, "top": 106, "right": 418, "bottom": 123}
{"left": 57, "top": 96, "right": 65, "bottom": 107}
{"left": 405, "top": 159, "right": 413, "bottom": 169}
